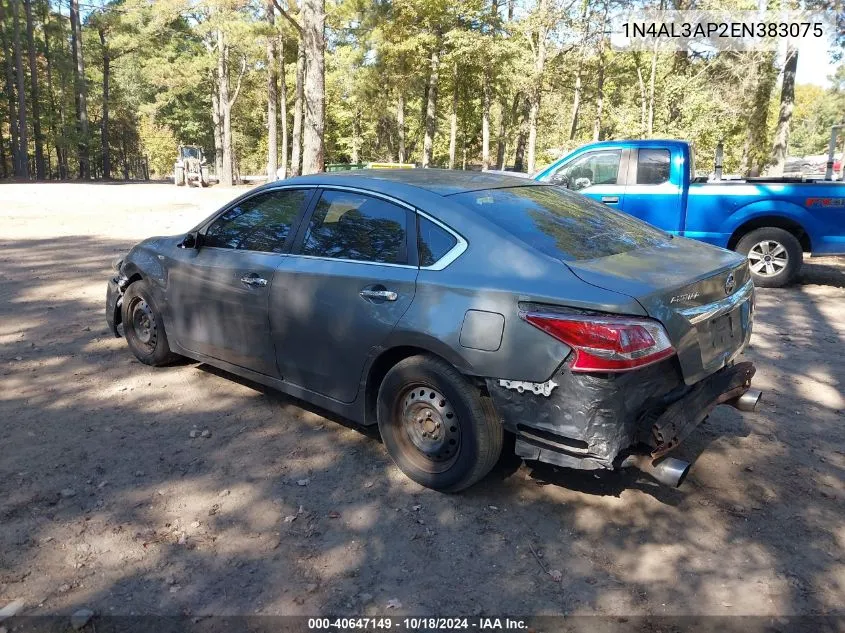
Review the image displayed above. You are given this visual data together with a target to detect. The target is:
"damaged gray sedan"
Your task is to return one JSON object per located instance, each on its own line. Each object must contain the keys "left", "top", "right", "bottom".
{"left": 106, "top": 170, "right": 761, "bottom": 491}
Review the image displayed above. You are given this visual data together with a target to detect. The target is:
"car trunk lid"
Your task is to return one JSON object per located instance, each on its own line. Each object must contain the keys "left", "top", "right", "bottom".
{"left": 564, "top": 237, "right": 754, "bottom": 384}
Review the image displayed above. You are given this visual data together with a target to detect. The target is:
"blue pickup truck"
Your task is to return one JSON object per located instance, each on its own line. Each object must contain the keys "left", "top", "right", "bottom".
{"left": 534, "top": 139, "right": 845, "bottom": 287}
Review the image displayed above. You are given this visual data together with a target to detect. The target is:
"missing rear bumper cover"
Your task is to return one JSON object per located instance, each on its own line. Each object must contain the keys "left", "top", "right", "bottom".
{"left": 488, "top": 360, "right": 758, "bottom": 473}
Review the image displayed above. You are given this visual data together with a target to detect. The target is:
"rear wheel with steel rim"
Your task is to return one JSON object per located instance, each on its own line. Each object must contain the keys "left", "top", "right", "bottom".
{"left": 397, "top": 385, "right": 461, "bottom": 471}
{"left": 377, "top": 355, "right": 502, "bottom": 492}
{"left": 121, "top": 279, "right": 178, "bottom": 366}
{"left": 736, "top": 227, "right": 802, "bottom": 288}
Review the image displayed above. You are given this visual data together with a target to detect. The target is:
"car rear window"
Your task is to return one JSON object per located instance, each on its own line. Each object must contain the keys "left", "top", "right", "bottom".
{"left": 449, "top": 185, "right": 668, "bottom": 261}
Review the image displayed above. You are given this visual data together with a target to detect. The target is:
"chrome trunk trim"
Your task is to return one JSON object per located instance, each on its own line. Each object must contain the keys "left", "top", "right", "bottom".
{"left": 678, "top": 279, "right": 754, "bottom": 325}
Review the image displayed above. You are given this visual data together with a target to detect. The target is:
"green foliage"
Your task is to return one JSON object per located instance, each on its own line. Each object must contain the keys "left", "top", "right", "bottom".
{"left": 0, "top": 0, "right": 842, "bottom": 179}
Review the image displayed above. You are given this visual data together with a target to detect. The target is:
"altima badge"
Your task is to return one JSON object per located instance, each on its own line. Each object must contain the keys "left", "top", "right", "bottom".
{"left": 670, "top": 292, "right": 700, "bottom": 304}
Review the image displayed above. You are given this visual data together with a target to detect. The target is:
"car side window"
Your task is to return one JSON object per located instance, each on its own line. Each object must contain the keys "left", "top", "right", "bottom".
{"left": 300, "top": 190, "right": 409, "bottom": 264}
{"left": 636, "top": 149, "right": 671, "bottom": 185}
{"left": 204, "top": 189, "right": 308, "bottom": 253}
{"left": 418, "top": 216, "right": 457, "bottom": 267}
{"left": 551, "top": 150, "right": 621, "bottom": 191}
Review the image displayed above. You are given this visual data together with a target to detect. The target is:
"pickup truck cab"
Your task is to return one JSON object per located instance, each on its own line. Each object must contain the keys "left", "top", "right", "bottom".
{"left": 534, "top": 139, "right": 845, "bottom": 287}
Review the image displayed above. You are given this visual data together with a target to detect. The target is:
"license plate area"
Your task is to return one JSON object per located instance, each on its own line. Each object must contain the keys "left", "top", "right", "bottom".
{"left": 697, "top": 299, "right": 750, "bottom": 366}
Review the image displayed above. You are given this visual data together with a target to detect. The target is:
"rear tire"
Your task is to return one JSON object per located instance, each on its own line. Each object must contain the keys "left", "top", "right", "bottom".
{"left": 174, "top": 167, "right": 185, "bottom": 186}
{"left": 377, "top": 355, "right": 502, "bottom": 492}
{"left": 736, "top": 227, "right": 802, "bottom": 288}
{"left": 121, "top": 280, "right": 179, "bottom": 366}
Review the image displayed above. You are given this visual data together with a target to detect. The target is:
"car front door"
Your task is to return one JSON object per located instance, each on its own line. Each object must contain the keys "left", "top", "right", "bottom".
{"left": 620, "top": 147, "right": 684, "bottom": 232}
{"left": 167, "top": 187, "right": 314, "bottom": 376}
{"left": 543, "top": 149, "right": 626, "bottom": 208}
{"left": 270, "top": 188, "right": 418, "bottom": 403}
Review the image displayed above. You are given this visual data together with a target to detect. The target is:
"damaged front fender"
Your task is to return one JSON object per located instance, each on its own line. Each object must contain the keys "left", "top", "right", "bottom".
{"left": 105, "top": 274, "right": 128, "bottom": 338}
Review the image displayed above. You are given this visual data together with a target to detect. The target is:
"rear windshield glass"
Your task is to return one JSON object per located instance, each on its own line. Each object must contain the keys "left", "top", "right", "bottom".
{"left": 449, "top": 185, "right": 668, "bottom": 261}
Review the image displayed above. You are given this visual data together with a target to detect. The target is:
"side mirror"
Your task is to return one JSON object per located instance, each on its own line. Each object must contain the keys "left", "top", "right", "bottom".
{"left": 179, "top": 232, "right": 199, "bottom": 249}
{"left": 550, "top": 172, "right": 570, "bottom": 188}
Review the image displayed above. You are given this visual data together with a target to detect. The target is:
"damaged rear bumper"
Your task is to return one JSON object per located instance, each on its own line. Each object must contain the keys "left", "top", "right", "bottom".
{"left": 486, "top": 360, "right": 758, "bottom": 474}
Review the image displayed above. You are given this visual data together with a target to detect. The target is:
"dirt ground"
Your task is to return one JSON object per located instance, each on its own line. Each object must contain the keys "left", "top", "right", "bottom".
{"left": 1, "top": 182, "right": 844, "bottom": 622}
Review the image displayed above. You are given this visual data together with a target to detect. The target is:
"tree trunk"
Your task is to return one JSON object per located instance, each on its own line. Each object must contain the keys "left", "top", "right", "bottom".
{"left": 217, "top": 28, "right": 233, "bottom": 186}
{"left": 769, "top": 44, "right": 798, "bottom": 176}
{"left": 351, "top": 108, "right": 361, "bottom": 164}
{"left": 448, "top": 62, "right": 457, "bottom": 169}
{"left": 278, "top": 35, "right": 288, "bottom": 178}
{"left": 396, "top": 93, "right": 405, "bottom": 163}
{"left": 70, "top": 0, "right": 89, "bottom": 179}
{"left": 741, "top": 52, "right": 775, "bottom": 176}
{"left": 592, "top": 50, "right": 605, "bottom": 141}
{"left": 0, "top": 0, "right": 21, "bottom": 178}
{"left": 422, "top": 38, "right": 441, "bottom": 169}
{"left": 637, "top": 66, "right": 646, "bottom": 137}
{"left": 495, "top": 99, "right": 507, "bottom": 169}
{"left": 266, "top": 0, "right": 278, "bottom": 180}
{"left": 290, "top": 32, "right": 304, "bottom": 176}
{"left": 567, "top": 0, "right": 588, "bottom": 141}
{"left": 0, "top": 119, "right": 5, "bottom": 177}
{"left": 12, "top": 0, "right": 28, "bottom": 179}
{"left": 568, "top": 62, "right": 582, "bottom": 141}
{"left": 526, "top": 0, "right": 547, "bottom": 174}
{"left": 481, "top": 66, "right": 491, "bottom": 171}
{"left": 99, "top": 27, "right": 111, "bottom": 180}
{"left": 513, "top": 96, "right": 527, "bottom": 172}
{"left": 592, "top": 4, "right": 608, "bottom": 142}
{"left": 301, "top": 0, "right": 325, "bottom": 174}
{"left": 42, "top": 3, "right": 63, "bottom": 178}
{"left": 211, "top": 80, "right": 223, "bottom": 179}
{"left": 647, "top": 40, "right": 657, "bottom": 137}
{"left": 23, "top": 0, "right": 43, "bottom": 178}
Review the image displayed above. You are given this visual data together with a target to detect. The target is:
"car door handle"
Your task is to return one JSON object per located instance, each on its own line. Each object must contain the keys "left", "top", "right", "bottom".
{"left": 240, "top": 274, "right": 268, "bottom": 288}
{"left": 601, "top": 196, "right": 619, "bottom": 204}
{"left": 359, "top": 289, "right": 398, "bottom": 301}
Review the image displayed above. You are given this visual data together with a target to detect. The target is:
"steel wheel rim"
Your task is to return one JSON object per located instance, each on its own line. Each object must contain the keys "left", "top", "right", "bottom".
{"left": 129, "top": 298, "right": 157, "bottom": 352}
{"left": 747, "top": 240, "right": 788, "bottom": 277}
{"left": 397, "top": 385, "right": 461, "bottom": 471}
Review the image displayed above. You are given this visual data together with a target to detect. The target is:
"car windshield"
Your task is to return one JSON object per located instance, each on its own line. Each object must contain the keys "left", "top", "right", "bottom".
{"left": 449, "top": 185, "right": 668, "bottom": 261}
{"left": 181, "top": 147, "right": 200, "bottom": 159}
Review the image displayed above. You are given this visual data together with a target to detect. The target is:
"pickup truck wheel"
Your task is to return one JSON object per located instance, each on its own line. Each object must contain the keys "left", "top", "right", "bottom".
{"left": 121, "top": 280, "right": 179, "bottom": 366}
{"left": 377, "top": 355, "right": 502, "bottom": 492}
{"left": 736, "top": 227, "right": 802, "bottom": 288}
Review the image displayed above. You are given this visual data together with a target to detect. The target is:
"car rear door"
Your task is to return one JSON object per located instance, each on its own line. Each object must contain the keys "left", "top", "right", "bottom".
{"left": 620, "top": 147, "right": 685, "bottom": 232}
{"left": 167, "top": 187, "right": 314, "bottom": 376}
{"left": 270, "top": 187, "right": 418, "bottom": 403}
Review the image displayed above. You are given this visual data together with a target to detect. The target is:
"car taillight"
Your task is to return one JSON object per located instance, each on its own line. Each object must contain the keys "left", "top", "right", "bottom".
{"left": 520, "top": 312, "right": 675, "bottom": 372}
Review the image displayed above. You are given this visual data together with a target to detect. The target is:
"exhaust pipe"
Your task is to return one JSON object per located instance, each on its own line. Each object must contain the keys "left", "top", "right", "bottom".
{"left": 622, "top": 454, "right": 691, "bottom": 488}
{"left": 732, "top": 388, "right": 762, "bottom": 412}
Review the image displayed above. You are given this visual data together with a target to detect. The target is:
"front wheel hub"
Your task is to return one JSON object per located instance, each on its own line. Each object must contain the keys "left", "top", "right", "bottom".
{"left": 130, "top": 299, "right": 157, "bottom": 351}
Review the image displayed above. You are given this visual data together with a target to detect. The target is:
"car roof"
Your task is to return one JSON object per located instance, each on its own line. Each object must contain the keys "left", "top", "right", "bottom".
{"left": 277, "top": 168, "right": 542, "bottom": 196}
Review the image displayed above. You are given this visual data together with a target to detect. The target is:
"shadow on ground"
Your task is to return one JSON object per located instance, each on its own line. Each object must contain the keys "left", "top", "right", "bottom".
{"left": 0, "top": 236, "right": 843, "bottom": 622}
